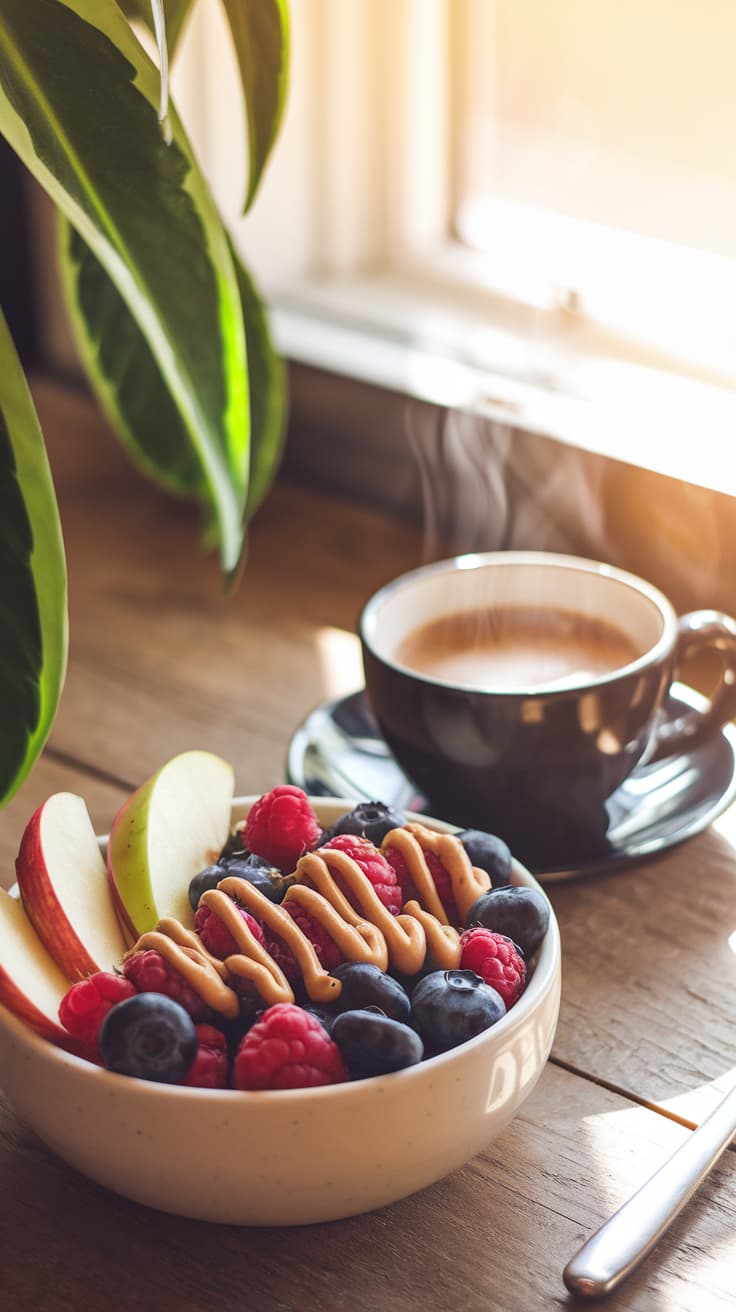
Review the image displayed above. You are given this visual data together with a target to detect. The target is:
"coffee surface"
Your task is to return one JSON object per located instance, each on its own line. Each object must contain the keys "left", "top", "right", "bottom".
{"left": 395, "top": 605, "right": 641, "bottom": 691}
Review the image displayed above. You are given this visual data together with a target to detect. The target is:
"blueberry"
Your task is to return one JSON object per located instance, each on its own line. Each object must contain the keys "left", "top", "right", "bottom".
{"left": 333, "top": 801, "right": 406, "bottom": 846}
{"left": 388, "top": 964, "right": 435, "bottom": 998}
{"left": 218, "top": 829, "right": 248, "bottom": 862}
{"left": 98, "top": 994, "right": 197, "bottom": 1084}
{"left": 300, "top": 1002, "right": 339, "bottom": 1036}
{"left": 330, "top": 962, "right": 411, "bottom": 1023}
{"left": 466, "top": 887, "right": 550, "bottom": 959}
{"left": 457, "top": 829, "right": 513, "bottom": 888}
{"left": 223, "top": 1005, "right": 265, "bottom": 1054}
{"left": 229, "top": 976, "right": 268, "bottom": 1027}
{"left": 332, "top": 1009, "right": 423, "bottom": 1079}
{"left": 188, "top": 864, "right": 224, "bottom": 912}
{"left": 218, "top": 852, "right": 287, "bottom": 903}
{"left": 411, "top": 970, "right": 506, "bottom": 1053}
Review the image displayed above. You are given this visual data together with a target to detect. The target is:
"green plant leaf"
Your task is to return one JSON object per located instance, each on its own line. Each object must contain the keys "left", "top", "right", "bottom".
{"left": 57, "top": 215, "right": 204, "bottom": 498}
{"left": 58, "top": 215, "right": 287, "bottom": 515}
{"left": 0, "top": 309, "right": 68, "bottom": 806}
{"left": 0, "top": 0, "right": 249, "bottom": 572}
{"left": 119, "top": 0, "right": 290, "bottom": 210}
{"left": 221, "top": 0, "right": 290, "bottom": 212}
{"left": 148, "top": 0, "right": 171, "bottom": 135}
{"left": 132, "top": 0, "right": 191, "bottom": 44}
{"left": 119, "top": 0, "right": 192, "bottom": 60}
{"left": 235, "top": 251, "right": 288, "bottom": 516}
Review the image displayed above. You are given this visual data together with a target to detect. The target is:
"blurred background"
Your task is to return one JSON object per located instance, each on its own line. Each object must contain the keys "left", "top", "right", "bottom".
{"left": 3, "top": 0, "right": 735, "bottom": 621}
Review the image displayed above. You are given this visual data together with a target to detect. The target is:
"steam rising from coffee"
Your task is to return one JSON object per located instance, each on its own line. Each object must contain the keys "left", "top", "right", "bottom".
{"left": 404, "top": 402, "right": 606, "bottom": 561}
{"left": 403, "top": 399, "right": 729, "bottom": 620}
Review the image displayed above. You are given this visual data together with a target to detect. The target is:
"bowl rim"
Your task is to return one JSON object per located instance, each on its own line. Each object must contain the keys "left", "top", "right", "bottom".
{"left": 0, "top": 794, "right": 561, "bottom": 1104}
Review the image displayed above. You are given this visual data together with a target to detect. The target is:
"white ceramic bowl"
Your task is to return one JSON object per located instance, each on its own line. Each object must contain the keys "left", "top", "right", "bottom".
{"left": 0, "top": 797, "right": 561, "bottom": 1225}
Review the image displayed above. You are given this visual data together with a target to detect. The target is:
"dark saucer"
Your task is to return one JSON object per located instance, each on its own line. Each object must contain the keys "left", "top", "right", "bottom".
{"left": 286, "top": 686, "right": 736, "bottom": 882}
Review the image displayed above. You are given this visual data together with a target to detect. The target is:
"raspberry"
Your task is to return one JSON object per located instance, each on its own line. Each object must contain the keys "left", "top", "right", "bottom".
{"left": 194, "top": 901, "right": 265, "bottom": 959}
{"left": 182, "top": 1024, "right": 229, "bottom": 1088}
{"left": 321, "top": 834, "right": 403, "bottom": 916}
{"left": 262, "top": 927, "right": 302, "bottom": 983}
{"left": 263, "top": 899, "right": 345, "bottom": 981}
{"left": 424, "top": 850, "right": 459, "bottom": 925}
{"left": 383, "top": 844, "right": 458, "bottom": 923}
{"left": 59, "top": 971, "right": 136, "bottom": 1050}
{"left": 459, "top": 928, "right": 526, "bottom": 1009}
{"left": 233, "top": 1002, "right": 347, "bottom": 1090}
{"left": 244, "top": 786, "right": 320, "bottom": 872}
{"left": 122, "top": 949, "right": 209, "bottom": 1021}
{"left": 382, "top": 844, "right": 417, "bottom": 905}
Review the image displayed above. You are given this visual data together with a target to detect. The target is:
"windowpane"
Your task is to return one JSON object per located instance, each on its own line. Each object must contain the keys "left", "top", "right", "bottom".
{"left": 454, "top": 1, "right": 736, "bottom": 377}
{"left": 462, "top": 0, "right": 736, "bottom": 255}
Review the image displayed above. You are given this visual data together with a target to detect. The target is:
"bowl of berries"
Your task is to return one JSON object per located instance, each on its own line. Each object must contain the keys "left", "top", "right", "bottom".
{"left": 0, "top": 752, "right": 560, "bottom": 1225}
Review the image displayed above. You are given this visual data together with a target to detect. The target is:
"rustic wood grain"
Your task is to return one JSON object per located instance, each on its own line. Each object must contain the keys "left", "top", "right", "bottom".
{"left": 549, "top": 824, "right": 736, "bottom": 1126}
{"left": 33, "top": 379, "right": 422, "bottom": 791}
{"left": 32, "top": 381, "right": 736, "bottom": 1124}
{"left": 4, "top": 379, "right": 735, "bottom": 1312}
{"left": 1, "top": 1063, "right": 734, "bottom": 1312}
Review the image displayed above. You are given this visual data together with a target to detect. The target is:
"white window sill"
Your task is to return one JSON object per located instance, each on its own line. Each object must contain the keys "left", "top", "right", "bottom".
{"left": 271, "top": 263, "right": 736, "bottom": 500}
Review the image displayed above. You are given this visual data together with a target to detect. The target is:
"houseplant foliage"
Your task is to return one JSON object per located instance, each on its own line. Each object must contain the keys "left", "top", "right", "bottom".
{"left": 0, "top": 0, "right": 289, "bottom": 805}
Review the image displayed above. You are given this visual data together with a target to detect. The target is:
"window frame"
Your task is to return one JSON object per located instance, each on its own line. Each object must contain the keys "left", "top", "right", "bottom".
{"left": 98, "top": 2, "right": 736, "bottom": 499}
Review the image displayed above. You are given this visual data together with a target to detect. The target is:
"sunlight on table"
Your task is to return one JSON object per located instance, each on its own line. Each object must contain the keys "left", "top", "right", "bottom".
{"left": 581, "top": 1099, "right": 736, "bottom": 1286}
{"left": 314, "top": 626, "right": 364, "bottom": 700}
{"left": 712, "top": 801, "right": 736, "bottom": 848}
{"left": 642, "top": 1064, "right": 736, "bottom": 1128}
{"left": 580, "top": 1102, "right": 692, "bottom": 1218}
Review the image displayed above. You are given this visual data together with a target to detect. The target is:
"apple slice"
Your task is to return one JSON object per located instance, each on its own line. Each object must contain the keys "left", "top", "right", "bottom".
{"left": 15, "top": 793, "right": 127, "bottom": 981}
{"left": 106, "top": 750, "right": 234, "bottom": 938}
{"left": 0, "top": 887, "right": 78, "bottom": 1046}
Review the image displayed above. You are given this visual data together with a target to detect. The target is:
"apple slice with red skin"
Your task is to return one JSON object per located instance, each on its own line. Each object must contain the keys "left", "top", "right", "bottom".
{"left": 0, "top": 887, "right": 87, "bottom": 1052}
{"left": 15, "top": 792, "right": 127, "bottom": 981}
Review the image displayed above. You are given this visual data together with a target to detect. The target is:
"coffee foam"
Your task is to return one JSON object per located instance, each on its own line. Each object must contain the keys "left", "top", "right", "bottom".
{"left": 366, "top": 554, "right": 667, "bottom": 667}
{"left": 395, "top": 605, "right": 642, "bottom": 692}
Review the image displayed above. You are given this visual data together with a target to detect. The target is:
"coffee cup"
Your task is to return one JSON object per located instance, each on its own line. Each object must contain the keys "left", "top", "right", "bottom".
{"left": 358, "top": 551, "right": 736, "bottom": 870}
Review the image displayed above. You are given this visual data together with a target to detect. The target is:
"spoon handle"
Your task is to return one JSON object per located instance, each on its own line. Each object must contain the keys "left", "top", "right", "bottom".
{"left": 563, "top": 1081, "right": 736, "bottom": 1298}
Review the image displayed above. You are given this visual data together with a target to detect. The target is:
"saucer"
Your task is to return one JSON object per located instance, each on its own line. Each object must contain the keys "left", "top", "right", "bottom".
{"left": 286, "top": 686, "right": 736, "bottom": 882}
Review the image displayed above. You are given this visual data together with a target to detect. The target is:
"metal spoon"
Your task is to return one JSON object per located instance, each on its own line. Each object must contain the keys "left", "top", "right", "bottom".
{"left": 563, "top": 1080, "right": 736, "bottom": 1298}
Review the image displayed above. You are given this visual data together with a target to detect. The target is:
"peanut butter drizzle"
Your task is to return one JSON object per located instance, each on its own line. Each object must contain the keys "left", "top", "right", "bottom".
{"left": 216, "top": 876, "right": 344, "bottom": 1004}
{"left": 284, "top": 884, "right": 388, "bottom": 972}
{"left": 403, "top": 901, "right": 462, "bottom": 968}
{"left": 382, "top": 825, "right": 491, "bottom": 924}
{"left": 295, "top": 850, "right": 427, "bottom": 976}
{"left": 380, "top": 829, "right": 447, "bottom": 922}
{"left": 201, "top": 889, "right": 294, "bottom": 1006}
{"left": 124, "top": 827, "right": 490, "bottom": 1016}
{"left": 126, "top": 922, "right": 240, "bottom": 1019}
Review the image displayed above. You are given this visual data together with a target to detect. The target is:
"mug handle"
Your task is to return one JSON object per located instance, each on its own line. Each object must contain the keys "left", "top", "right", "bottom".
{"left": 648, "top": 610, "right": 736, "bottom": 761}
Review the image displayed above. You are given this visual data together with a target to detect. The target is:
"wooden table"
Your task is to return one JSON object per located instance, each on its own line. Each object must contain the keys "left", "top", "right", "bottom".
{"left": 2, "top": 382, "right": 735, "bottom": 1311}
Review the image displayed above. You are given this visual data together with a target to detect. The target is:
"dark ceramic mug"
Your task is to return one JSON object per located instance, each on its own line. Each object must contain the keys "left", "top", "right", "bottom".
{"left": 359, "top": 552, "right": 736, "bottom": 871}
